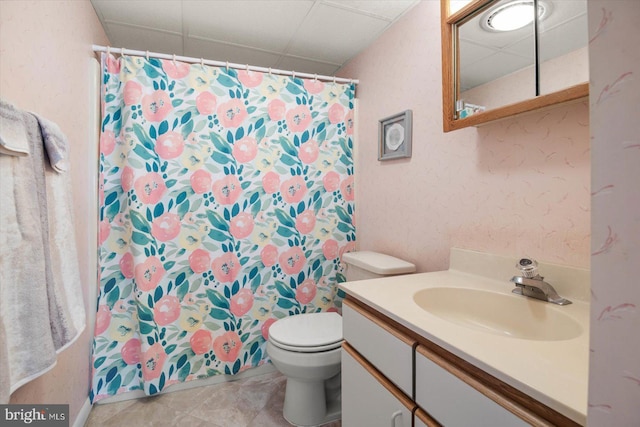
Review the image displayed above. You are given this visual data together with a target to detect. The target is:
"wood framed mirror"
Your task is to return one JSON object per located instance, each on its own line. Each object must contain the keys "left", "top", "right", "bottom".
{"left": 441, "top": 0, "right": 588, "bottom": 132}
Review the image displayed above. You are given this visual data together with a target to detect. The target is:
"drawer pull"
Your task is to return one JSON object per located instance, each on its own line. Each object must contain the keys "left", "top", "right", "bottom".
{"left": 391, "top": 410, "right": 403, "bottom": 426}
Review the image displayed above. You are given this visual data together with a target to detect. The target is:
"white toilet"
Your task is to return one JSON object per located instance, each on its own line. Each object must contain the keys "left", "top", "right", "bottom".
{"left": 266, "top": 251, "right": 415, "bottom": 426}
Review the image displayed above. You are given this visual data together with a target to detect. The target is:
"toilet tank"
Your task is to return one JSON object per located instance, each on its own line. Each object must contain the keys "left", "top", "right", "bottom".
{"left": 342, "top": 251, "right": 416, "bottom": 281}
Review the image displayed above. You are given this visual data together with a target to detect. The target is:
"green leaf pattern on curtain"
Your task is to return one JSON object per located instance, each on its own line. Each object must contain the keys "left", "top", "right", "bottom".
{"left": 90, "top": 54, "right": 355, "bottom": 402}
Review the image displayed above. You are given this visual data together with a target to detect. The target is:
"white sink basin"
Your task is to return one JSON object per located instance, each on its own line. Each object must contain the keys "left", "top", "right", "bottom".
{"left": 413, "top": 287, "right": 582, "bottom": 341}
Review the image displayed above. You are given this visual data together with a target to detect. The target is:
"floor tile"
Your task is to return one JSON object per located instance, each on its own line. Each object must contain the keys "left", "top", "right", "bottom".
{"left": 160, "top": 383, "right": 215, "bottom": 412}
{"left": 85, "top": 372, "right": 341, "bottom": 427}
{"left": 85, "top": 397, "right": 138, "bottom": 425}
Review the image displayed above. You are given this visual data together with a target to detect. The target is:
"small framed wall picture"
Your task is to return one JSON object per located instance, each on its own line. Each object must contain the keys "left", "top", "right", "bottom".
{"left": 378, "top": 110, "right": 412, "bottom": 161}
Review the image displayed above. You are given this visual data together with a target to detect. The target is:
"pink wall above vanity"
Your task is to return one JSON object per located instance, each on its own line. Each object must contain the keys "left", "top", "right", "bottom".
{"left": 339, "top": 0, "right": 590, "bottom": 272}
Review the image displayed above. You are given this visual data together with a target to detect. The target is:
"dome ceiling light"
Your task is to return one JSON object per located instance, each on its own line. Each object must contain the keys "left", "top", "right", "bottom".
{"left": 482, "top": 0, "right": 550, "bottom": 32}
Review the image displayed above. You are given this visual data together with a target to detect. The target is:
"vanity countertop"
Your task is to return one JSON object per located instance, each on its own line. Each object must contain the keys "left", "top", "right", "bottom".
{"left": 339, "top": 249, "right": 590, "bottom": 425}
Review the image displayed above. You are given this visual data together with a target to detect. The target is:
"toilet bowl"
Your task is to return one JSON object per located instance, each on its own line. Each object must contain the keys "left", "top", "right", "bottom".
{"left": 267, "top": 312, "right": 342, "bottom": 426}
{"left": 266, "top": 251, "right": 415, "bottom": 426}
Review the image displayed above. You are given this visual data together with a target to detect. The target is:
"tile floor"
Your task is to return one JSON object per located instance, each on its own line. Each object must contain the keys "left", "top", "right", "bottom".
{"left": 85, "top": 371, "right": 341, "bottom": 427}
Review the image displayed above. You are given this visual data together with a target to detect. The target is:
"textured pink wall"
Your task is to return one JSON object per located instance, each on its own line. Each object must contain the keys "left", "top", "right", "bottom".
{"left": 339, "top": 0, "right": 590, "bottom": 272}
{"left": 587, "top": 1, "right": 640, "bottom": 425}
{"left": 0, "top": 0, "right": 108, "bottom": 424}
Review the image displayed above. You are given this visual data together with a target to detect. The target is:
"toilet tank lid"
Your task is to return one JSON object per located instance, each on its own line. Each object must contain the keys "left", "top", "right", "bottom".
{"left": 342, "top": 251, "right": 416, "bottom": 275}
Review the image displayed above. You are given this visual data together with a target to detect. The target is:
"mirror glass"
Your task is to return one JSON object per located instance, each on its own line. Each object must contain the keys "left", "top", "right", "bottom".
{"left": 456, "top": 0, "right": 536, "bottom": 116}
{"left": 538, "top": 0, "right": 588, "bottom": 95}
{"left": 449, "top": 0, "right": 589, "bottom": 123}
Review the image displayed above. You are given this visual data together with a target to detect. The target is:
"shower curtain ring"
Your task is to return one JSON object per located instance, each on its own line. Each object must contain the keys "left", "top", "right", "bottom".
{"left": 246, "top": 64, "right": 249, "bottom": 72}
{"left": 201, "top": 58, "right": 204, "bottom": 66}
{"left": 173, "top": 54, "right": 177, "bottom": 66}
{"left": 146, "top": 50, "right": 149, "bottom": 60}
{"left": 333, "top": 76, "right": 336, "bottom": 86}
{"left": 314, "top": 74, "right": 318, "bottom": 82}
{"left": 292, "top": 71, "right": 296, "bottom": 80}
{"left": 268, "top": 67, "right": 272, "bottom": 76}
{"left": 226, "top": 61, "right": 229, "bottom": 71}
{"left": 107, "top": 46, "right": 111, "bottom": 56}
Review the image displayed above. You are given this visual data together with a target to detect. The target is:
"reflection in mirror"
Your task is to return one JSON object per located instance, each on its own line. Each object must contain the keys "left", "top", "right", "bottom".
{"left": 457, "top": 0, "right": 536, "bottom": 116}
{"left": 441, "top": 0, "right": 589, "bottom": 131}
{"left": 538, "top": 0, "right": 588, "bottom": 95}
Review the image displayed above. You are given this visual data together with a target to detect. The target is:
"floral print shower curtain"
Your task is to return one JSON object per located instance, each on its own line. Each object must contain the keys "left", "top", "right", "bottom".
{"left": 90, "top": 54, "right": 355, "bottom": 402}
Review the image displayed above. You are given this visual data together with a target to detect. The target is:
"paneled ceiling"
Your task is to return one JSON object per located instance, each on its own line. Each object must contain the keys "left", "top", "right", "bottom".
{"left": 90, "top": 0, "right": 420, "bottom": 76}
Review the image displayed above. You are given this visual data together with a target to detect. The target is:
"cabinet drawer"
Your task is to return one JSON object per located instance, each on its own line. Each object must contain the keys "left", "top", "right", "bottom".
{"left": 342, "top": 343, "right": 415, "bottom": 427}
{"left": 415, "top": 345, "right": 531, "bottom": 427}
{"left": 343, "top": 299, "right": 415, "bottom": 396}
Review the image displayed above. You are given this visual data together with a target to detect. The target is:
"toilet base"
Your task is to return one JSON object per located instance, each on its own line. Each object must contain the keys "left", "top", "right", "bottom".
{"left": 282, "top": 373, "right": 341, "bottom": 427}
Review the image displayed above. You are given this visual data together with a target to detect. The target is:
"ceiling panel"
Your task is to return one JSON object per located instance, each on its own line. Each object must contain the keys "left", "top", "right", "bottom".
{"left": 459, "top": 40, "right": 498, "bottom": 66}
{"left": 287, "top": 3, "right": 390, "bottom": 64}
{"left": 323, "top": 0, "right": 419, "bottom": 20}
{"left": 502, "top": 35, "right": 536, "bottom": 59}
{"left": 184, "top": 36, "right": 282, "bottom": 68}
{"left": 93, "top": 0, "right": 182, "bottom": 33}
{"left": 539, "top": 14, "right": 588, "bottom": 62}
{"left": 459, "top": 20, "right": 534, "bottom": 51}
{"left": 105, "top": 23, "right": 184, "bottom": 56}
{"left": 276, "top": 55, "right": 342, "bottom": 76}
{"left": 184, "top": 0, "right": 314, "bottom": 53}
{"left": 538, "top": 0, "right": 587, "bottom": 31}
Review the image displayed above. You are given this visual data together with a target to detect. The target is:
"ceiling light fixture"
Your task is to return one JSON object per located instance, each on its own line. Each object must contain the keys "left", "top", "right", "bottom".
{"left": 482, "top": 0, "right": 549, "bottom": 32}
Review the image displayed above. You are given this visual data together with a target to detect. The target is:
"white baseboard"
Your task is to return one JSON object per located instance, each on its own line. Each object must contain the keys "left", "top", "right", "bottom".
{"left": 73, "top": 397, "right": 92, "bottom": 427}
{"left": 94, "top": 363, "right": 277, "bottom": 405}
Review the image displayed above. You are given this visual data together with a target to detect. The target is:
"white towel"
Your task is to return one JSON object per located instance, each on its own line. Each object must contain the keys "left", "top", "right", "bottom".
{"left": 31, "top": 113, "right": 69, "bottom": 173}
{"left": 41, "top": 131, "right": 86, "bottom": 350}
{"left": 0, "top": 109, "right": 59, "bottom": 398}
{"left": 29, "top": 111, "right": 85, "bottom": 346}
{"left": 0, "top": 317, "right": 10, "bottom": 404}
{"left": 0, "top": 106, "right": 84, "bottom": 401}
{"left": 0, "top": 99, "right": 30, "bottom": 156}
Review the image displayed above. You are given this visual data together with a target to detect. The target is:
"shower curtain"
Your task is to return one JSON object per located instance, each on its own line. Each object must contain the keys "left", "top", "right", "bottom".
{"left": 90, "top": 54, "right": 355, "bottom": 402}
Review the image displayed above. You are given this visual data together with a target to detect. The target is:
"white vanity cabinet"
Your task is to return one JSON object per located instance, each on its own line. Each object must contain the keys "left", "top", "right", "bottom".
{"left": 342, "top": 299, "right": 416, "bottom": 426}
{"left": 341, "top": 297, "right": 582, "bottom": 427}
{"left": 415, "top": 408, "right": 440, "bottom": 427}
{"left": 415, "top": 345, "right": 529, "bottom": 426}
{"left": 342, "top": 344, "right": 415, "bottom": 427}
{"left": 342, "top": 299, "right": 414, "bottom": 395}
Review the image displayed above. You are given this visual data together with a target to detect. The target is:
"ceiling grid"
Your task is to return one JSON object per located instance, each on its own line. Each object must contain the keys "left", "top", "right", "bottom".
{"left": 90, "top": 0, "right": 420, "bottom": 75}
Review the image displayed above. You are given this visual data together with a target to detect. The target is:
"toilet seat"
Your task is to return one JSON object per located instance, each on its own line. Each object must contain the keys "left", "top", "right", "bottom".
{"left": 269, "top": 336, "right": 343, "bottom": 353}
{"left": 268, "top": 312, "right": 343, "bottom": 353}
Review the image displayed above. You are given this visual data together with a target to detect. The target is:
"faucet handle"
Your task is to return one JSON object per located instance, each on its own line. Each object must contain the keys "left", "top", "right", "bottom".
{"left": 516, "top": 258, "right": 538, "bottom": 278}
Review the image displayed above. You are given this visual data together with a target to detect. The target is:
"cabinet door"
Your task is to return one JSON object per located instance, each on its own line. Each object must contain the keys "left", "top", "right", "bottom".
{"left": 342, "top": 344, "right": 415, "bottom": 427}
{"left": 343, "top": 299, "right": 415, "bottom": 396}
{"left": 415, "top": 345, "right": 530, "bottom": 427}
{"left": 415, "top": 416, "right": 429, "bottom": 427}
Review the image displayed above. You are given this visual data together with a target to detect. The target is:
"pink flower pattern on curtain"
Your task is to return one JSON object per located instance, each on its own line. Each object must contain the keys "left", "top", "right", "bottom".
{"left": 90, "top": 54, "right": 355, "bottom": 402}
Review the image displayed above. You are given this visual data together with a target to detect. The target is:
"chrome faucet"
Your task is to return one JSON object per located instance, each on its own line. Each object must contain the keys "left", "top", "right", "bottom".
{"left": 510, "top": 258, "right": 572, "bottom": 305}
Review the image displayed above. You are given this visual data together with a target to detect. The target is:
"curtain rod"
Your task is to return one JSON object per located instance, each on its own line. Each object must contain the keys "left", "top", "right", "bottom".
{"left": 92, "top": 45, "right": 358, "bottom": 85}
